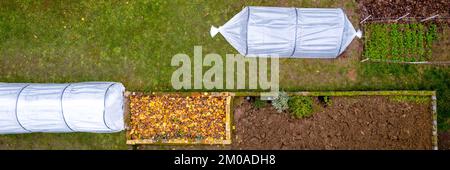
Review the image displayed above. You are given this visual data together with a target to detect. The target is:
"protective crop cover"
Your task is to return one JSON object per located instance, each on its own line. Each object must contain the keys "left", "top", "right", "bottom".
{"left": 0, "top": 82, "right": 125, "bottom": 134}
{"left": 211, "top": 7, "right": 362, "bottom": 58}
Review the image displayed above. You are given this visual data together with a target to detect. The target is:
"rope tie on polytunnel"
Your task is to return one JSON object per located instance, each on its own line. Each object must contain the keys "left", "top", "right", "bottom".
{"left": 210, "top": 26, "right": 222, "bottom": 38}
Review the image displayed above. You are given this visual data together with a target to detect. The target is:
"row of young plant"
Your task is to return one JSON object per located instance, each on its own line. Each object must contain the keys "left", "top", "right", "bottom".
{"left": 364, "top": 23, "right": 438, "bottom": 62}
{"left": 253, "top": 92, "right": 332, "bottom": 119}
{"left": 252, "top": 93, "right": 432, "bottom": 120}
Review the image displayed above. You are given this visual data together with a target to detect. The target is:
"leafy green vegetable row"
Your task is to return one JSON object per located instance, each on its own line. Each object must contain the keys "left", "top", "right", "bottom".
{"left": 364, "top": 23, "right": 438, "bottom": 62}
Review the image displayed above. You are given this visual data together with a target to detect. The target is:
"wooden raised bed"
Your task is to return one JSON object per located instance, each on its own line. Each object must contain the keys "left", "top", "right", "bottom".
{"left": 231, "top": 90, "right": 438, "bottom": 150}
{"left": 125, "top": 92, "right": 231, "bottom": 145}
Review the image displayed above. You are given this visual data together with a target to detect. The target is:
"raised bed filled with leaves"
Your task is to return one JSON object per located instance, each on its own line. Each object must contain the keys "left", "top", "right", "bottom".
{"left": 126, "top": 92, "right": 231, "bottom": 145}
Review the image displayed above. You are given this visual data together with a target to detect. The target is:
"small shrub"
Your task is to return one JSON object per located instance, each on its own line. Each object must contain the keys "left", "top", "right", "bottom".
{"left": 318, "top": 96, "right": 332, "bottom": 107}
{"left": 288, "top": 96, "right": 314, "bottom": 118}
{"left": 324, "top": 96, "right": 332, "bottom": 106}
{"left": 272, "top": 91, "right": 289, "bottom": 113}
{"left": 253, "top": 98, "right": 266, "bottom": 108}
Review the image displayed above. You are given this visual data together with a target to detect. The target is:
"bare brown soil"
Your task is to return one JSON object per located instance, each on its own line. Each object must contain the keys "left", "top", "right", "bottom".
{"left": 357, "top": 0, "right": 450, "bottom": 23}
{"left": 431, "top": 25, "right": 450, "bottom": 61}
{"left": 232, "top": 96, "right": 433, "bottom": 150}
{"left": 438, "top": 132, "right": 450, "bottom": 150}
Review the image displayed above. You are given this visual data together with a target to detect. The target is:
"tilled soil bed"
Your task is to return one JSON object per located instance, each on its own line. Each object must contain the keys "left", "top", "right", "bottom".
{"left": 357, "top": 0, "right": 450, "bottom": 23}
{"left": 232, "top": 96, "right": 433, "bottom": 150}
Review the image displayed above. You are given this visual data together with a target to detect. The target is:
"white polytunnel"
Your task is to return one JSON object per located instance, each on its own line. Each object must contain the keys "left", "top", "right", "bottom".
{"left": 0, "top": 82, "right": 125, "bottom": 134}
{"left": 211, "top": 6, "right": 362, "bottom": 58}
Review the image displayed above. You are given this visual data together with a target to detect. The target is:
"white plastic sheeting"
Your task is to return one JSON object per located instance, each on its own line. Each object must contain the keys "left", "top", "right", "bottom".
{"left": 0, "top": 82, "right": 125, "bottom": 134}
{"left": 211, "top": 7, "right": 362, "bottom": 58}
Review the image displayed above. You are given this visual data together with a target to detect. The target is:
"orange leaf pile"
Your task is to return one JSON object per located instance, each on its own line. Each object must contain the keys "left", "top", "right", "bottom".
{"left": 128, "top": 94, "right": 227, "bottom": 142}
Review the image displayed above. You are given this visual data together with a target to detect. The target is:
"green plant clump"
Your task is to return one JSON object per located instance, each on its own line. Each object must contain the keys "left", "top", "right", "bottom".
{"left": 323, "top": 96, "right": 332, "bottom": 106}
{"left": 272, "top": 91, "right": 289, "bottom": 113}
{"left": 288, "top": 96, "right": 314, "bottom": 118}
{"left": 253, "top": 98, "right": 267, "bottom": 108}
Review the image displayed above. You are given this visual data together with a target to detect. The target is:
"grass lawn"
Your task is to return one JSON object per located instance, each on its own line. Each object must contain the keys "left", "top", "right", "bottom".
{"left": 0, "top": 132, "right": 128, "bottom": 150}
{"left": 0, "top": 0, "right": 449, "bottom": 149}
